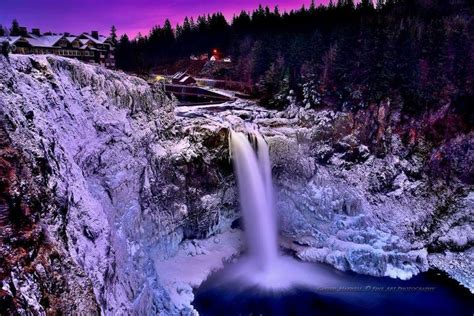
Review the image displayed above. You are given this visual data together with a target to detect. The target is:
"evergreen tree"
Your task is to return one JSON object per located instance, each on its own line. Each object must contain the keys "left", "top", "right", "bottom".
{"left": 10, "top": 19, "right": 20, "bottom": 36}
{"left": 309, "top": 0, "right": 316, "bottom": 13}
{"left": 183, "top": 17, "right": 191, "bottom": 33}
{"left": 116, "top": 34, "right": 132, "bottom": 70}
{"left": 376, "top": 0, "right": 384, "bottom": 10}
{"left": 2, "top": 40, "right": 11, "bottom": 61}
{"left": 110, "top": 25, "right": 118, "bottom": 45}
{"left": 359, "top": 0, "right": 374, "bottom": 11}
{"left": 258, "top": 55, "right": 288, "bottom": 109}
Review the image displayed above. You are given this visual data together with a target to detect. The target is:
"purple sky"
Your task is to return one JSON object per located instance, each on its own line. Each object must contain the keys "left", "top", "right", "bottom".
{"left": 0, "top": 0, "right": 327, "bottom": 38}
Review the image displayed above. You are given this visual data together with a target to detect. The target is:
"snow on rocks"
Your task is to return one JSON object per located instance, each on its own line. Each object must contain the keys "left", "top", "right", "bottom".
{"left": 1, "top": 54, "right": 472, "bottom": 315}
{"left": 429, "top": 249, "right": 474, "bottom": 294}
{"left": 0, "top": 55, "right": 238, "bottom": 314}
{"left": 154, "top": 230, "right": 243, "bottom": 312}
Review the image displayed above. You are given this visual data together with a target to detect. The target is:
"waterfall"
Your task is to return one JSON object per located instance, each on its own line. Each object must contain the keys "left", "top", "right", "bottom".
{"left": 230, "top": 131, "right": 278, "bottom": 272}
{"left": 227, "top": 129, "right": 332, "bottom": 290}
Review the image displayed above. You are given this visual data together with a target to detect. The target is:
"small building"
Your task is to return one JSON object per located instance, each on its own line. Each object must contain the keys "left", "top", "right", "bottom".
{"left": 171, "top": 71, "right": 186, "bottom": 83}
{"left": 171, "top": 71, "right": 196, "bottom": 85}
{"left": 0, "top": 28, "right": 115, "bottom": 68}
{"left": 178, "top": 75, "right": 196, "bottom": 85}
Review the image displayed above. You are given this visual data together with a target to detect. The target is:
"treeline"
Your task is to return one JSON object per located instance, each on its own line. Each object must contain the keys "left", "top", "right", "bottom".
{"left": 115, "top": 12, "right": 230, "bottom": 72}
{"left": 0, "top": 20, "right": 24, "bottom": 36}
{"left": 116, "top": 0, "right": 474, "bottom": 112}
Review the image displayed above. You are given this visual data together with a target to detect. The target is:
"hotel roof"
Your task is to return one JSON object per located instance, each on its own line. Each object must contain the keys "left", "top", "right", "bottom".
{"left": 0, "top": 36, "right": 22, "bottom": 45}
{"left": 1, "top": 32, "right": 112, "bottom": 49}
{"left": 80, "top": 33, "right": 110, "bottom": 45}
{"left": 26, "top": 35, "right": 64, "bottom": 48}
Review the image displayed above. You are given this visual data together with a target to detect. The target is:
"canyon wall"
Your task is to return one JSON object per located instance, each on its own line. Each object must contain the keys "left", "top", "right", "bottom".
{"left": 0, "top": 55, "right": 237, "bottom": 314}
{"left": 0, "top": 55, "right": 472, "bottom": 314}
{"left": 260, "top": 102, "right": 473, "bottom": 290}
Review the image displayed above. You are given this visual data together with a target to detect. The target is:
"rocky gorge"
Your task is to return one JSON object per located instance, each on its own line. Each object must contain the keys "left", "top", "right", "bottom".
{"left": 0, "top": 55, "right": 472, "bottom": 315}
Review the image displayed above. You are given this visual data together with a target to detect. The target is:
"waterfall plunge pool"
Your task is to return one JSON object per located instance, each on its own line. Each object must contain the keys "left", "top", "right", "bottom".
{"left": 193, "top": 262, "right": 473, "bottom": 316}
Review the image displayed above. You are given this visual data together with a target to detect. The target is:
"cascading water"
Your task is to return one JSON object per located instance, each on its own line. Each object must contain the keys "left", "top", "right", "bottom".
{"left": 227, "top": 129, "right": 335, "bottom": 289}
{"left": 230, "top": 131, "right": 278, "bottom": 272}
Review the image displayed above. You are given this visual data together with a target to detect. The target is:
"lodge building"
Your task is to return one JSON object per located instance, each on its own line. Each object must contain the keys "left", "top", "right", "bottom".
{"left": 0, "top": 28, "right": 115, "bottom": 68}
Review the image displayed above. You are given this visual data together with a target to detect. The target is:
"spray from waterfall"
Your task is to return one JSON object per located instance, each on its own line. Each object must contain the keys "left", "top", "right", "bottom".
{"left": 227, "top": 129, "right": 335, "bottom": 290}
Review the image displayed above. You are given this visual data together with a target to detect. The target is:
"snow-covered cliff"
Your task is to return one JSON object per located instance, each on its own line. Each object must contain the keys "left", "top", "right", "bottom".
{"left": 0, "top": 55, "right": 472, "bottom": 314}
{"left": 273, "top": 99, "right": 473, "bottom": 292}
{"left": 0, "top": 55, "right": 237, "bottom": 314}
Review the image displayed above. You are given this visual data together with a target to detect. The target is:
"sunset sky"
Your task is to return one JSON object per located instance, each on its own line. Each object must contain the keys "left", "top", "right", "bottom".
{"left": 0, "top": 0, "right": 324, "bottom": 38}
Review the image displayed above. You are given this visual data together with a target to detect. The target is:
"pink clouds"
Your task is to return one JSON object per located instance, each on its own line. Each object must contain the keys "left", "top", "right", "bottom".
{"left": 0, "top": 0, "right": 326, "bottom": 37}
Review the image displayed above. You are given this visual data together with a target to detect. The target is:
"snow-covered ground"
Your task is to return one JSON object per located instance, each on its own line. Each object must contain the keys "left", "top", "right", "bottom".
{"left": 154, "top": 230, "right": 242, "bottom": 311}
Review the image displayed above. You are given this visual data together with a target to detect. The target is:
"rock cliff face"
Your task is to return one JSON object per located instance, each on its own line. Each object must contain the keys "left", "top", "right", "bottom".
{"left": 0, "top": 55, "right": 237, "bottom": 314}
{"left": 0, "top": 55, "right": 472, "bottom": 314}
{"left": 271, "top": 100, "right": 473, "bottom": 289}
{"left": 0, "top": 114, "right": 99, "bottom": 315}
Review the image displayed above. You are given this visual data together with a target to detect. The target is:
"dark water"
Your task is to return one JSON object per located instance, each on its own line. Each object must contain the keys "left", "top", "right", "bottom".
{"left": 193, "top": 264, "right": 473, "bottom": 316}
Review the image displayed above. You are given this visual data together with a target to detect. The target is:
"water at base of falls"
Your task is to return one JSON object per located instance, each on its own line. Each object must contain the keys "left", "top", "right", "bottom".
{"left": 194, "top": 266, "right": 474, "bottom": 316}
